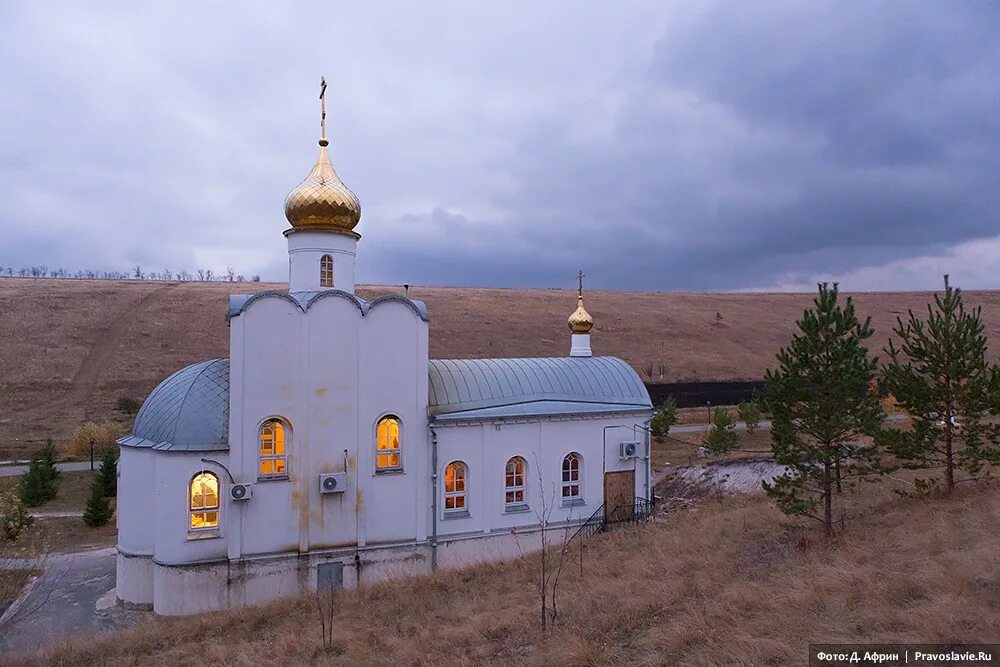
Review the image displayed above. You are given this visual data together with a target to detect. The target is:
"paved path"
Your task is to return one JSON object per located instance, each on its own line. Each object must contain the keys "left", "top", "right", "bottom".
{"left": 0, "top": 461, "right": 95, "bottom": 478}
{"left": 0, "top": 547, "right": 122, "bottom": 657}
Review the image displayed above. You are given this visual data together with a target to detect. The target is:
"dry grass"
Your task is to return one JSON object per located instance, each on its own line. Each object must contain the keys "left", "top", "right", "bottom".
{"left": 2, "top": 278, "right": 1000, "bottom": 457}
{"left": 16, "top": 479, "right": 1000, "bottom": 666}
{"left": 651, "top": 429, "right": 775, "bottom": 469}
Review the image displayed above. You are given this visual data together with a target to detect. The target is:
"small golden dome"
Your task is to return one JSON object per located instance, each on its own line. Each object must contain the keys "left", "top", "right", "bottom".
{"left": 284, "top": 140, "right": 362, "bottom": 233}
{"left": 568, "top": 269, "right": 594, "bottom": 333}
{"left": 568, "top": 296, "right": 594, "bottom": 333}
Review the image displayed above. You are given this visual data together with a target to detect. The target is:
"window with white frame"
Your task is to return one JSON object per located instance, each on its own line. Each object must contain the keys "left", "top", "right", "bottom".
{"left": 444, "top": 461, "right": 467, "bottom": 513}
{"left": 561, "top": 453, "right": 582, "bottom": 500}
{"left": 190, "top": 471, "right": 219, "bottom": 530}
{"left": 504, "top": 456, "right": 526, "bottom": 508}
{"left": 320, "top": 254, "right": 334, "bottom": 287}
{"left": 259, "top": 419, "right": 288, "bottom": 478}
{"left": 376, "top": 416, "right": 401, "bottom": 471}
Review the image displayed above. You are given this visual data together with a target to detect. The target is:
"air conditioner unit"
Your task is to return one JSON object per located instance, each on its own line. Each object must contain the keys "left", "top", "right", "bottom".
{"left": 230, "top": 483, "right": 253, "bottom": 501}
{"left": 319, "top": 472, "right": 348, "bottom": 494}
{"left": 619, "top": 441, "right": 641, "bottom": 460}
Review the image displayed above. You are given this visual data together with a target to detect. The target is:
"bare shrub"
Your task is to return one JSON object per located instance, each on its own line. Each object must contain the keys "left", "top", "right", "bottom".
{"left": 67, "top": 422, "right": 123, "bottom": 459}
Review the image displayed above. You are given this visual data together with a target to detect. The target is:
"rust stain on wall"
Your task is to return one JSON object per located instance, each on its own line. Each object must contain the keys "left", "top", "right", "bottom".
{"left": 314, "top": 387, "right": 328, "bottom": 397}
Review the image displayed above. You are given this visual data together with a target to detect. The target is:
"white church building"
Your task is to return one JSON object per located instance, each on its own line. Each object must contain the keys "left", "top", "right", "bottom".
{"left": 115, "top": 91, "right": 654, "bottom": 615}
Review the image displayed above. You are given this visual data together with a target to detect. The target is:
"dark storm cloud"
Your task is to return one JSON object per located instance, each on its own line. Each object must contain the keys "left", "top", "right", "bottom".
{"left": 1, "top": 2, "right": 998, "bottom": 291}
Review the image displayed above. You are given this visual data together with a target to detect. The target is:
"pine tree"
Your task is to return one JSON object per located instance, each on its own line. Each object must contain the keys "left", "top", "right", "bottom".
{"left": 649, "top": 396, "right": 678, "bottom": 438}
{"left": 704, "top": 407, "right": 740, "bottom": 455}
{"left": 762, "top": 283, "right": 885, "bottom": 538}
{"left": 879, "top": 276, "right": 1000, "bottom": 491}
{"left": 19, "top": 442, "right": 61, "bottom": 507}
{"left": 98, "top": 447, "right": 118, "bottom": 497}
{"left": 83, "top": 476, "right": 114, "bottom": 527}
{"left": 738, "top": 399, "right": 763, "bottom": 434}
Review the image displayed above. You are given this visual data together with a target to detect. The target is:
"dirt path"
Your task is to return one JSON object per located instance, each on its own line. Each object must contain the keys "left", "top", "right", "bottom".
{"left": 7, "top": 283, "right": 179, "bottom": 421}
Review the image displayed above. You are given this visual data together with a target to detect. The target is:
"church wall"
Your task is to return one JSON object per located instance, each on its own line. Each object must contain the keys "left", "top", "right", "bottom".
{"left": 230, "top": 296, "right": 308, "bottom": 557}
{"left": 147, "top": 523, "right": 574, "bottom": 615}
{"left": 358, "top": 300, "right": 429, "bottom": 546}
{"left": 299, "top": 295, "right": 363, "bottom": 552}
{"left": 152, "top": 453, "right": 230, "bottom": 566}
{"left": 225, "top": 292, "right": 428, "bottom": 560}
{"left": 116, "top": 446, "right": 156, "bottom": 606}
{"left": 432, "top": 413, "right": 652, "bottom": 539}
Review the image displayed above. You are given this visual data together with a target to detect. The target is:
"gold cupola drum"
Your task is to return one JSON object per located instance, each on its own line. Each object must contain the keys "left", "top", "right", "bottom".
{"left": 284, "top": 76, "right": 362, "bottom": 235}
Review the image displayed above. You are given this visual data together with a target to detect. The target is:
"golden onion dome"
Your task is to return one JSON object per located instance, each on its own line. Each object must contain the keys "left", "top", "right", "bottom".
{"left": 568, "top": 270, "right": 594, "bottom": 333}
{"left": 283, "top": 138, "right": 362, "bottom": 233}
{"left": 568, "top": 296, "right": 594, "bottom": 333}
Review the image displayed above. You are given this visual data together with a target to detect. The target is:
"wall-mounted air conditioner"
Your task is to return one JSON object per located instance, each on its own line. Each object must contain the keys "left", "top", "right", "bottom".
{"left": 319, "top": 472, "right": 348, "bottom": 494}
{"left": 230, "top": 483, "right": 253, "bottom": 501}
{"left": 619, "top": 441, "right": 641, "bottom": 460}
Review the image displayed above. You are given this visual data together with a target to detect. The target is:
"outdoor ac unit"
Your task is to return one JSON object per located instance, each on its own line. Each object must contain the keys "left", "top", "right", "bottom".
{"left": 319, "top": 472, "right": 348, "bottom": 494}
{"left": 230, "top": 483, "right": 253, "bottom": 501}
{"left": 619, "top": 441, "right": 641, "bottom": 460}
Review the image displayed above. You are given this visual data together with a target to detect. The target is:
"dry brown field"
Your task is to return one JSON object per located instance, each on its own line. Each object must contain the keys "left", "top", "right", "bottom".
{"left": 2, "top": 277, "right": 1000, "bottom": 458}
{"left": 18, "top": 476, "right": 1000, "bottom": 666}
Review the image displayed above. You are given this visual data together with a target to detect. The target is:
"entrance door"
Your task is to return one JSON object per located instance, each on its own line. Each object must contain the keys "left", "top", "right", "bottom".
{"left": 603, "top": 470, "right": 635, "bottom": 518}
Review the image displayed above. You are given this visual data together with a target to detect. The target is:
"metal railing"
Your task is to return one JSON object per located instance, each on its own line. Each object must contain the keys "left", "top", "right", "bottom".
{"left": 570, "top": 496, "right": 653, "bottom": 544}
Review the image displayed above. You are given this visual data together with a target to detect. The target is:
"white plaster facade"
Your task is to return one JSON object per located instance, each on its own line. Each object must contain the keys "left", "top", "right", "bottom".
{"left": 116, "top": 127, "right": 653, "bottom": 615}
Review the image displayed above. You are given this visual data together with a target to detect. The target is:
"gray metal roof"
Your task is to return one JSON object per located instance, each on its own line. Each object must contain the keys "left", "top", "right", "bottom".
{"left": 119, "top": 358, "right": 230, "bottom": 453}
{"left": 227, "top": 290, "right": 429, "bottom": 322}
{"left": 429, "top": 356, "right": 652, "bottom": 421}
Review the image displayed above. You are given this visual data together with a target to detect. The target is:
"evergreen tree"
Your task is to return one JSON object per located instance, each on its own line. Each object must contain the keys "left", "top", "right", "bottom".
{"left": 19, "top": 442, "right": 61, "bottom": 507}
{"left": 649, "top": 396, "right": 678, "bottom": 438}
{"left": 738, "top": 399, "right": 763, "bottom": 434}
{"left": 704, "top": 407, "right": 740, "bottom": 455}
{"left": 762, "top": 284, "right": 884, "bottom": 538}
{"left": 98, "top": 447, "right": 118, "bottom": 497}
{"left": 879, "top": 276, "right": 1000, "bottom": 491}
{"left": 83, "top": 476, "right": 114, "bottom": 527}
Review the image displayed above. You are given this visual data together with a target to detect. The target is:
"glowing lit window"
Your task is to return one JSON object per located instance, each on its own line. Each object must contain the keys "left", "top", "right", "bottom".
{"left": 190, "top": 472, "right": 219, "bottom": 530}
{"left": 320, "top": 255, "right": 334, "bottom": 288}
{"left": 504, "top": 456, "right": 526, "bottom": 507}
{"left": 376, "top": 416, "right": 401, "bottom": 471}
{"left": 444, "top": 461, "right": 467, "bottom": 512}
{"left": 259, "top": 419, "right": 288, "bottom": 478}
{"left": 561, "top": 453, "right": 581, "bottom": 499}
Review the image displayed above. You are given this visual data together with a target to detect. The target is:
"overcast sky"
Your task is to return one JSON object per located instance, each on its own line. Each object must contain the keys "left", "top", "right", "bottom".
{"left": 1, "top": 2, "right": 997, "bottom": 292}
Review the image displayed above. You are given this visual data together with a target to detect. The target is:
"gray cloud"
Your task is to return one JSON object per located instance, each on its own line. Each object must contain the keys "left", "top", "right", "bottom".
{"left": 0, "top": 2, "right": 997, "bottom": 291}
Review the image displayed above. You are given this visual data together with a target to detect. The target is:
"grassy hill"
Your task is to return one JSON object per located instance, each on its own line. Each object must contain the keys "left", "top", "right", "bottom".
{"left": 3, "top": 277, "right": 1000, "bottom": 457}
{"left": 21, "top": 477, "right": 1000, "bottom": 666}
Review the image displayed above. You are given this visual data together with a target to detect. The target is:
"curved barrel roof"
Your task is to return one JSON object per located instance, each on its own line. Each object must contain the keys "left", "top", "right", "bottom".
{"left": 429, "top": 356, "right": 652, "bottom": 421}
{"left": 121, "top": 355, "right": 651, "bottom": 452}
{"left": 118, "top": 358, "right": 230, "bottom": 452}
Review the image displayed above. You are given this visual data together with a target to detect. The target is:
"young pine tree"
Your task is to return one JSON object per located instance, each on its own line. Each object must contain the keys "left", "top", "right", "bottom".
{"left": 649, "top": 396, "right": 678, "bottom": 438}
{"left": 98, "top": 447, "right": 118, "bottom": 497}
{"left": 763, "top": 284, "right": 884, "bottom": 538}
{"left": 83, "top": 476, "right": 114, "bottom": 527}
{"left": 737, "top": 399, "right": 763, "bottom": 434}
{"left": 879, "top": 276, "right": 1000, "bottom": 491}
{"left": 704, "top": 407, "right": 740, "bottom": 455}
{"left": 19, "top": 442, "right": 61, "bottom": 507}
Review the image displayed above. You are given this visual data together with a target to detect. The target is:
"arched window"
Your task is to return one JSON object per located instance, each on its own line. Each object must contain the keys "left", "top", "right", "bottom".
{"left": 376, "top": 416, "right": 401, "bottom": 471}
{"left": 190, "top": 472, "right": 219, "bottom": 530}
{"left": 259, "top": 419, "right": 288, "bottom": 478}
{"left": 320, "top": 255, "right": 334, "bottom": 288}
{"left": 504, "top": 456, "right": 526, "bottom": 508}
{"left": 561, "top": 453, "right": 582, "bottom": 500}
{"left": 444, "top": 461, "right": 467, "bottom": 513}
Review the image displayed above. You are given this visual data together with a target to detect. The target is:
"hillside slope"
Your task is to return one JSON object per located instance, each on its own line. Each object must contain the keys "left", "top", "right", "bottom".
{"left": 22, "top": 481, "right": 1000, "bottom": 666}
{"left": 3, "top": 278, "right": 1000, "bottom": 455}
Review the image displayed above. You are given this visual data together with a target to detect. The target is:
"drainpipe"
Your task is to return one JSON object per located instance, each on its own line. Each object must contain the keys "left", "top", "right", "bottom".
{"left": 631, "top": 420, "right": 654, "bottom": 504}
{"left": 429, "top": 424, "right": 439, "bottom": 572}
